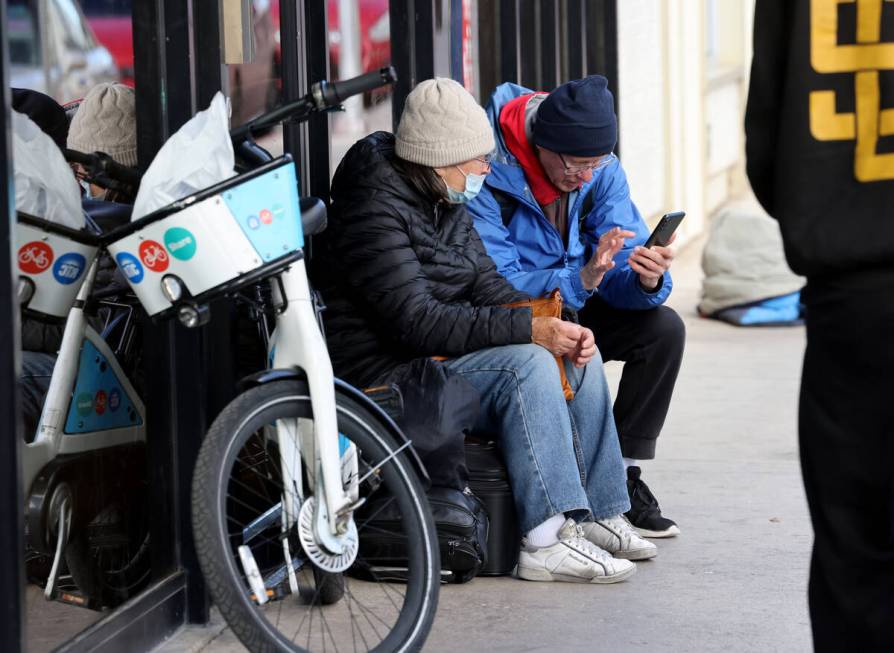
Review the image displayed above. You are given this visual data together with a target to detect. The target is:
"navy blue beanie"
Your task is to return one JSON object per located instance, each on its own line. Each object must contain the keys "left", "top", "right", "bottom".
{"left": 533, "top": 75, "right": 617, "bottom": 157}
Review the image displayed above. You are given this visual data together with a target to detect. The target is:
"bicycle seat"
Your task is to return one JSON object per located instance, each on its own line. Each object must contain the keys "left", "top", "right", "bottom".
{"left": 84, "top": 199, "right": 133, "bottom": 233}
{"left": 300, "top": 197, "right": 327, "bottom": 236}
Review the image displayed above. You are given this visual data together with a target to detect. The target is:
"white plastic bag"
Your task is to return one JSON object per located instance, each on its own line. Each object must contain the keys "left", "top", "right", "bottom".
{"left": 12, "top": 110, "right": 84, "bottom": 229}
{"left": 132, "top": 92, "right": 235, "bottom": 221}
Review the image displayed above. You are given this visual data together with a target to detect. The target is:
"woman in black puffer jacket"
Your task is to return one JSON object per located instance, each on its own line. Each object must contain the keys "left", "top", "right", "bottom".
{"left": 316, "top": 78, "right": 654, "bottom": 583}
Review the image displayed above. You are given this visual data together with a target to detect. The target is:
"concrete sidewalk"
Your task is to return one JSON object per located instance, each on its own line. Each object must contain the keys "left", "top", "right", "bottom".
{"left": 157, "top": 199, "right": 813, "bottom": 653}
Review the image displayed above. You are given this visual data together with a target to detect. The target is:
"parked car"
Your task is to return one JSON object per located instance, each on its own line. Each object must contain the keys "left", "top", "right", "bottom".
{"left": 78, "top": 0, "right": 133, "bottom": 86}
{"left": 8, "top": 0, "right": 119, "bottom": 104}
{"left": 80, "top": 0, "right": 277, "bottom": 125}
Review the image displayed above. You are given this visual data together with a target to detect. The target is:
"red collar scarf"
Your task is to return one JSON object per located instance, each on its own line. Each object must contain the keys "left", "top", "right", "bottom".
{"left": 499, "top": 93, "right": 563, "bottom": 207}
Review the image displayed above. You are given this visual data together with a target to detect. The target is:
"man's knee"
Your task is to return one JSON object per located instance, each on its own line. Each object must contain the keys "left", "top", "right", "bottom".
{"left": 646, "top": 306, "right": 686, "bottom": 353}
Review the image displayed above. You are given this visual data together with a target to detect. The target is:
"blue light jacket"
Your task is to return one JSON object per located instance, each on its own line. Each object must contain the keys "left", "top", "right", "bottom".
{"left": 467, "top": 82, "right": 672, "bottom": 311}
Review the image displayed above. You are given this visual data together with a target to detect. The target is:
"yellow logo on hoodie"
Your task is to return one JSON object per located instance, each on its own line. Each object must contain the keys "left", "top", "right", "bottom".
{"left": 809, "top": 0, "right": 894, "bottom": 181}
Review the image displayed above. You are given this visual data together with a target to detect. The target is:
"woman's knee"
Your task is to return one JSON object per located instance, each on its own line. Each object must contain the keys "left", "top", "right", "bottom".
{"left": 504, "top": 344, "right": 569, "bottom": 399}
{"left": 515, "top": 343, "right": 563, "bottom": 374}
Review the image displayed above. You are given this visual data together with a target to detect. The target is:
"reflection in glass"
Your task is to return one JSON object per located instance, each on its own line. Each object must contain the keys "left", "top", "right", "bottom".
{"left": 329, "top": 0, "right": 392, "bottom": 178}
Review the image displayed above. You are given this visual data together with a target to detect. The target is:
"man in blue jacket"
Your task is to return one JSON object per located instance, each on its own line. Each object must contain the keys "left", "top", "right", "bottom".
{"left": 468, "top": 75, "right": 685, "bottom": 538}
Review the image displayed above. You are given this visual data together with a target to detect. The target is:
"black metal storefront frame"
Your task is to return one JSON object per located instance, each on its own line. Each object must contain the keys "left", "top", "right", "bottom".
{"left": 1, "top": 0, "right": 25, "bottom": 649}
{"left": 476, "top": 0, "right": 619, "bottom": 153}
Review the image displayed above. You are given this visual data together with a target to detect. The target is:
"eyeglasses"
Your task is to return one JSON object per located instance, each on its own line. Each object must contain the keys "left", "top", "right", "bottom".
{"left": 472, "top": 152, "right": 495, "bottom": 169}
{"left": 558, "top": 152, "right": 616, "bottom": 176}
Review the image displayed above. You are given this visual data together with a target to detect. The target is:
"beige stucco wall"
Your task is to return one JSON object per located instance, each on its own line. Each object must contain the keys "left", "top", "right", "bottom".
{"left": 616, "top": 0, "right": 756, "bottom": 245}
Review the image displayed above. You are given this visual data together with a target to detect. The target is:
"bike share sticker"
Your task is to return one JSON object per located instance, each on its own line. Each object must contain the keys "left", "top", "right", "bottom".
{"left": 52, "top": 252, "right": 87, "bottom": 285}
{"left": 94, "top": 390, "right": 107, "bottom": 415}
{"left": 18, "top": 241, "right": 54, "bottom": 274}
{"left": 164, "top": 227, "right": 197, "bottom": 261}
{"left": 139, "top": 239, "right": 169, "bottom": 272}
{"left": 65, "top": 340, "right": 143, "bottom": 434}
{"left": 109, "top": 388, "right": 121, "bottom": 413}
{"left": 76, "top": 392, "right": 94, "bottom": 417}
{"left": 116, "top": 252, "right": 144, "bottom": 284}
{"left": 222, "top": 162, "right": 304, "bottom": 261}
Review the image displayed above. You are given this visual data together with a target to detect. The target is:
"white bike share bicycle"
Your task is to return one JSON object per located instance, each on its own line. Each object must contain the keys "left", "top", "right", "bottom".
{"left": 18, "top": 68, "right": 440, "bottom": 652}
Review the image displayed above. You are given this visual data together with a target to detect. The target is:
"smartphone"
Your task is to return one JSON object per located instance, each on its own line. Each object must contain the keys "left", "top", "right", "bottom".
{"left": 644, "top": 211, "right": 685, "bottom": 248}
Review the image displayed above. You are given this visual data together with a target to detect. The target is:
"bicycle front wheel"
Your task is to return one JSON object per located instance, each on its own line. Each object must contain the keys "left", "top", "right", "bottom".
{"left": 192, "top": 380, "right": 439, "bottom": 653}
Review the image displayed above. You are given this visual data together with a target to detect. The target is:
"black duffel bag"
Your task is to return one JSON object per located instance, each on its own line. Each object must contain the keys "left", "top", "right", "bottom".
{"left": 355, "top": 485, "right": 489, "bottom": 584}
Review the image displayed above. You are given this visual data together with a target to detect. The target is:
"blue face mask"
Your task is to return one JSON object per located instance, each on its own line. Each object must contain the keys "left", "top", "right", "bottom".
{"left": 445, "top": 165, "right": 487, "bottom": 204}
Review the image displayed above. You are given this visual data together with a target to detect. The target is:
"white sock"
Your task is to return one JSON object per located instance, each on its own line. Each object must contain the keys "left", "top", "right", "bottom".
{"left": 623, "top": 457, "right": 639, "bottom": 469}
{"left": 525, "top": 514, "right": 566, "bottom": 548}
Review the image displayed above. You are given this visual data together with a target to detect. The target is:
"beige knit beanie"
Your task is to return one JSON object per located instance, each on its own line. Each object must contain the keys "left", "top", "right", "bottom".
{"left": 67, "top": 83, "right": 137, "bottom": 167}
{"left": 395, "top": 78, "right": 495, "bottom": 167}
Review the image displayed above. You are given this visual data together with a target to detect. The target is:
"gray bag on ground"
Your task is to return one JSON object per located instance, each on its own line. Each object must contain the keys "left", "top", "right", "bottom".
{"left": 698, "top": 206, "right": 804, "bottom": 317}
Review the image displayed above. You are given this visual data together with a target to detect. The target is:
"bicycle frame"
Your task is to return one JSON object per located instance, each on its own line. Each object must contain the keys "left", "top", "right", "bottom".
{"left": 268, "top": 258, "right": 353, "bottom": 540}
{"left": 24, "top": 258, "right": 146, "bottom": 495}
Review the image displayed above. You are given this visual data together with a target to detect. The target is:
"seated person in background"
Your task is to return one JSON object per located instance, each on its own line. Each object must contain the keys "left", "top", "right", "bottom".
{"left": 467, "top": 75, "right": 685, "bottom": 538}
{"left": 12, "top": 88, "right": 69, "bottom": 150}
{"left": 13, "top": 88, "right": 74, "bottom": 438}
{"left": 67, "top": 82, "right": 138, "bottom": 204}
{"left": 316, "top": 77, "right": 657, "bottom": 584}
{"left": 18, "top": 83, "right": 138, "bottom": 439}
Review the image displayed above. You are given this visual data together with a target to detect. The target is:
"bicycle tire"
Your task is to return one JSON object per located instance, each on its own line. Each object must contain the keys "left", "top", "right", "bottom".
{"left": 192, "top": 379, "right": 439, "bottom": 653}
{"left": 65, "top": 499, "right": 152, "bottom": 608}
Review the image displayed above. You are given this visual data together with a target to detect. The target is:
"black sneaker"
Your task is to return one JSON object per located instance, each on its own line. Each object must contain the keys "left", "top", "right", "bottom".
{"left": 625, "top": 466, "right": 680, "bottom": 538}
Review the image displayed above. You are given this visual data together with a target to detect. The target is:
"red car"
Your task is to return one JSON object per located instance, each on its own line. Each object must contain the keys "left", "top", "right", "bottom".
{"left": 268, "top": 0, "right": 391, "bottom": 86}
{"left": 80, "top": 0, "right": 133, "bottom": 86}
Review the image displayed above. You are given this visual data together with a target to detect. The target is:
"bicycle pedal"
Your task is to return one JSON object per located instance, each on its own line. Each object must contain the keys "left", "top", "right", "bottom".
{"left": 55, "top": 590, "right": 94, "bottom": 610}
{"left": 249, "top": 587, "right": 279, "bottom": 605}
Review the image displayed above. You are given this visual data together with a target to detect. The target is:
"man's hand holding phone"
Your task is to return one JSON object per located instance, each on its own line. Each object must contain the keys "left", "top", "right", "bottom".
{"left": 630, "top": 232, "right": 676, "bottom": 290}
{"left": 630, "top": 211, "right": 685, "bottom": 290}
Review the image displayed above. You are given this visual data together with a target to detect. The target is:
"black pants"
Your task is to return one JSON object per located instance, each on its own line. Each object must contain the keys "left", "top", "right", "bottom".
{"left": 800, "top": 276, "right": 894, "bottom": 652}
{"left": 577, "top": 295, "right": 685, "bottom": 460}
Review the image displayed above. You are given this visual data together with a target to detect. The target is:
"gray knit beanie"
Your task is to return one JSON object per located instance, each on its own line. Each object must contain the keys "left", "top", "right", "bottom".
{"left": 395, "top": 78, "right": 495, "bottom": 167}
{"left": 67, "top": 83, "right": 137, "bottom": 167}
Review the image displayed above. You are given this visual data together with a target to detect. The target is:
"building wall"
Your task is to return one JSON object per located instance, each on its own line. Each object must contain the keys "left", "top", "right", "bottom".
{"left": 616, "top": 0, "right": 756, "bottom": 245}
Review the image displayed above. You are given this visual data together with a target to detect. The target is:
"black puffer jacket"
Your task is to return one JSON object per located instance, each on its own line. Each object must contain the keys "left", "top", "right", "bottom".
{"left": 316, "top": 132, "right": 533, "bottom": 388}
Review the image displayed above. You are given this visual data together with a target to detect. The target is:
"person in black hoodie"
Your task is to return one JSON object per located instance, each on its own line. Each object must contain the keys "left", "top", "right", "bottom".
{"left": 317, "top": 78, "right": 660, "bottom": 583}
{"left": 746, "top": 2, "right": 894, "bottom": 650}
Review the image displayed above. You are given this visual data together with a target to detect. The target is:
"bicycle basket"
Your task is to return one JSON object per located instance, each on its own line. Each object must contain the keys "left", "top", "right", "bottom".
{"left": 15, "top": 213, "right": 99, "bottom": 320}
{"left": 106, "top": 156, "right": 304, "bottom": 319}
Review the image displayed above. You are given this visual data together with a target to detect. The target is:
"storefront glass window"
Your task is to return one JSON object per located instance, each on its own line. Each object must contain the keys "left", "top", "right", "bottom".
{"left": 230, "top": 0, "right": 283, "bottom": 156}
{"left": 7, "top": 2, "right": 149, "bottom": 648}
{"left": 328, "top": 0, "right": 392, "bottom": 177}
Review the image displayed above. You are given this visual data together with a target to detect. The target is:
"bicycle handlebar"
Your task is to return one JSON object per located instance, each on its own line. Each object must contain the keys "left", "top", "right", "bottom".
{"left": 310, "top": 66, "right": 398, "bottom": 110}
{"left": 65, "top": 148, "right": 142, "bottom": 191}
{"left": 230, "top": 66, "right": 398, "bottom": 142}
{"left": 66, "top": 67, "right": 398, "bottom": 190}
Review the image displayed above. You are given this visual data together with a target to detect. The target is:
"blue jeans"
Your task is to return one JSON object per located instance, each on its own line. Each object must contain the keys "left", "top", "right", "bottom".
{"left": 20, "top": 351, "right": 56, "bottom": 442}
{"left": 445, "top": 344, "right": 630, "bottom": 533}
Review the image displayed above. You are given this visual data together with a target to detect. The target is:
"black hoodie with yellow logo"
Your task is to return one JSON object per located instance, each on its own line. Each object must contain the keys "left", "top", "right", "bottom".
{"left": 745, "top": 0, "right": 894, "bottom": 282}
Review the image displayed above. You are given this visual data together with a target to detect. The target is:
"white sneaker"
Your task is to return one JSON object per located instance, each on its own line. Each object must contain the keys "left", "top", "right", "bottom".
{"left": 516, "top": 519, "right": 636, "bottom": 584}
{"left": 579, "top": 515, "right": 658, "bottom": 561}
